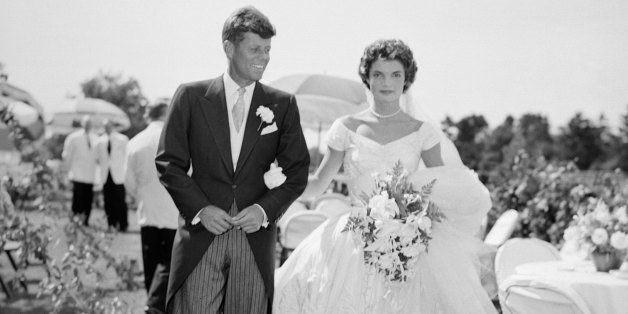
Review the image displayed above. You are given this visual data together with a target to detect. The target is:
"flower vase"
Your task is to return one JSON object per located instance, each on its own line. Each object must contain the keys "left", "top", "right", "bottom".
{"left": 590, "top": 250, "right": 624, "bottom": 272}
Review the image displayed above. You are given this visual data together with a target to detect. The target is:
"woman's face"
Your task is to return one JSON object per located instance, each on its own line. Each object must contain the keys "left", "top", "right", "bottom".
{"left": 367, "top": 58, "right": 406, "bottom": 106}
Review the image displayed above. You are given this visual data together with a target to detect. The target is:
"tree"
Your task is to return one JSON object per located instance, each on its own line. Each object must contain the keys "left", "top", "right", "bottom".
{"left": 478, "top": 115, "right": 515, "bottom": 173}
{"left": 556, "top": 112, "right": 605, "bottom": 170}
{"left": 80, "top": 71, "right": 148, "bottom": 138}
{"left": 591, "top": 114, "right": 622, "bottom": 170}
{"left": 503, "top": 113, "right": 554, "bottom": 164}
{"left": 440, "top": 115, "right": 458, "bottom": 141}
{"left": 450, "top": 114, "right": 489, "bottom": 170}
{"left": 618, "top": 105, "right": 628, "bottom": 172}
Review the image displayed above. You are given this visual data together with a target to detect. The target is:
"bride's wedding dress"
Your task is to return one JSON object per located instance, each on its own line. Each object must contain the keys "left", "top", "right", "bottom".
{"left": 273, "top": 120, "right": 497, "bottom": 313}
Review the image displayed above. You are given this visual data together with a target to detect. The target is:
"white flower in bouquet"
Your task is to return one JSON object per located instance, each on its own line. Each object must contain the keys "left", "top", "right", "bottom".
{"left": 378, "top": 253, "right": 397, "bottom": 270}
{"left": 368, "top": 191, "right": 399, "bottom": 220}
{"left": 614, "top": 206, "right": 628, "bottom": 224}
{"left": 562, "top": 226, "right": 581, "bottom": 242}
{"left": 368, "top": 192, "right": 387, "bottom": 214}
{"left": 594, "top": 201, "right": 612, "bottom": 225}
{"left": 378, "top": 219, "right": 401, "bottom": 238}
{"left": 400, "top": 221, "right": 418, "bottom": 239}
{"left": 382, "top": 174, "right": 393, "bottom": 184}
{"left": 403, "top": 193, "right": 422, "bottom": 204}
{"left": 610, "top": 232, "right": 628, "bottom": 250}
{"left": 401, "top": 243, "right": 424, "bottom": 258}
{"left": 418, "top": 216, "right": 432, "bottom": 233}
{"left": 591, "top": 228, "right": 609, "bottom": 245}
{"left": 365, "top": 237, "right": 390, "bottom": 252}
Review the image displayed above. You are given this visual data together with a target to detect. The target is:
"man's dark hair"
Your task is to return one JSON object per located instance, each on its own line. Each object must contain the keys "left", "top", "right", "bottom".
{"left": 222, "top": 6, "right": 276, "bottom": 44}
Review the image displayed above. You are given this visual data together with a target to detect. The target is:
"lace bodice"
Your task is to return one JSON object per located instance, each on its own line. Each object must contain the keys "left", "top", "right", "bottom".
{"left": 325, "top": 118, "right": 440, "bottom": 202}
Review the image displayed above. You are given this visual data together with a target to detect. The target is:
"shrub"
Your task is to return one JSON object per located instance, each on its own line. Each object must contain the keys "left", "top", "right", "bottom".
{"left": 487, "top": 150, "right": 627, "bottom": 246}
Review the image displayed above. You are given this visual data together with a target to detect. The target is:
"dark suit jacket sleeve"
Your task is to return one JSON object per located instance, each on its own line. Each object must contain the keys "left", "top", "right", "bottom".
{"left": 257, "top": 95, "right": 310, "bottom": 223}
{"left": 155, "top": 84, "right": 211, "bottom": 223}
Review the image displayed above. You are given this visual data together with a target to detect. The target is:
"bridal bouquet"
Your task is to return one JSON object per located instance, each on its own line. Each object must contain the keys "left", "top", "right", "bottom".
{"left": 342, "top": 162, "right": 445, "bottom": 282}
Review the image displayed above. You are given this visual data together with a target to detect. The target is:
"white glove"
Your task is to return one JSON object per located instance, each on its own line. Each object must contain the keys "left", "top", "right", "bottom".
{"left": 263, "top": 161, "right": 286, "bottom": 189}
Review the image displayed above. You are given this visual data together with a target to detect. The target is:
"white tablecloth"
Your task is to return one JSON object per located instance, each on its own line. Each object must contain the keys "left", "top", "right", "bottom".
{"left": 514, "top": 261, "right": 628, "bottom": 314}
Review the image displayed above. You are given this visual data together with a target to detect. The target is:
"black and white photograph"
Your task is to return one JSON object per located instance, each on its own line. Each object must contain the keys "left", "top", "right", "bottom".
{"left": 1, "top": 1, "right": 628, "bottom": 313}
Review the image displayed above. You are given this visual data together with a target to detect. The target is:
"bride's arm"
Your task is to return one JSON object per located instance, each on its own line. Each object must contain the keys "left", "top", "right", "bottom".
{"left": 422, "top": 143, "right": 445, "bottom": 167}
{"left": 300, "top": 148, "right": 345, "bottom": 199}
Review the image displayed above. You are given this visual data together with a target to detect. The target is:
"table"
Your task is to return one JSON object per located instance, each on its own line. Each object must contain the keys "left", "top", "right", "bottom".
{"left": 513, "top": 261, "right": 628, "bottom": 314}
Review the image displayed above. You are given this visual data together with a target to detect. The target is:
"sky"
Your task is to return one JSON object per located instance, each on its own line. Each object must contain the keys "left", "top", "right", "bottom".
{"left": 1, "top": 0, "right": 628, "bottom": 132}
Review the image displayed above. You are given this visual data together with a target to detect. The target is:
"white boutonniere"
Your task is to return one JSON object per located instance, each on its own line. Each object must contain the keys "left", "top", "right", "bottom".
{"left": 256, "top": 105, "right": 274, "bottom": 131}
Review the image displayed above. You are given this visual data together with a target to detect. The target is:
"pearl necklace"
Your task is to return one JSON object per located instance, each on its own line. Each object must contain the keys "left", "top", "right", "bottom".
{"left": 369, "top": 106, "right": 402, "bottom": 119}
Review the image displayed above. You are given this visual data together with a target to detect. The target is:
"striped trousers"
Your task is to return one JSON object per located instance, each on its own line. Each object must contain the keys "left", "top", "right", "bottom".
{"left": 171, "top": 203, "right": 267, "bottom": 314}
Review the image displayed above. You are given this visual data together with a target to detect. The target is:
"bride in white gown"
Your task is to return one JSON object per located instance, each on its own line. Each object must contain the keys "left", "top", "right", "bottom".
{"left": 273, "top": 39, "right": 497, "bottom": 313}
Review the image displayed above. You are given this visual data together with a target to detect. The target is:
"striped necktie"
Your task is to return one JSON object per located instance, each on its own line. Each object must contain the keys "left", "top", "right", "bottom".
{"left": 233, "top": 87, "right": 246, "bottom": 132}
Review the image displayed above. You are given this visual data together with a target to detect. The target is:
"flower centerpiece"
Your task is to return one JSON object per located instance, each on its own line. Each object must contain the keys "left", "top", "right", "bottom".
{"left": 563, "top": 198, "right": 628, "bottom": 272}
{"left": 342, "top": 162, "right": 445, "bottom": 282}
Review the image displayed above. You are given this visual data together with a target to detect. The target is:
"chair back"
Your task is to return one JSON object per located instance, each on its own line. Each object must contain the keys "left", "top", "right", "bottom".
{"left": 314, "top": 198, "right": 351, "bottom": 218}
{"left": 496, "top": 238, "right": 563, "bottom": 313}
{"left": 277, "top": 201, "right": 308, "bottom": 231}
{"left": 484, "top": 209, "right": 519, "bottom": 247}
{"left": 279, "top": 211, "right": 328, "bottom": 249}
{"left": 501, "top": 276, "right": 591, "bottom": 314}
{"left": 311, "top": 192, "right": 348, "bottom": 208}
{"left": 495, "top": 238, "right": 561, "bottom": 285}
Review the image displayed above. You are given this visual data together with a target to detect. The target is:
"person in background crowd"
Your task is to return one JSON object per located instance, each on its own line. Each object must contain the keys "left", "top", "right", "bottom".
{"left": 125, "top": 102, "right": 178, "bottom": 314}
{"left": 98, "top": 119, "right": 129, "bottom": 231}
{"left": 62, "top": 115, "right": 99, "bottom": 226}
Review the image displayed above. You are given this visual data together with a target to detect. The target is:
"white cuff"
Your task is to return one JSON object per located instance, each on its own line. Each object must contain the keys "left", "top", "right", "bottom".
{"left": 254, "top": 203, "right": 269, "bottom": 228}
{"left": 191, "top": 207, "right": 204, "bottom": 225}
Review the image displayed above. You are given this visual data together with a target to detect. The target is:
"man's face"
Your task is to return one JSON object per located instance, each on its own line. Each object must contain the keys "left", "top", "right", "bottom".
{"left": 226, "top": 32, "right": 271, "bottom": 86}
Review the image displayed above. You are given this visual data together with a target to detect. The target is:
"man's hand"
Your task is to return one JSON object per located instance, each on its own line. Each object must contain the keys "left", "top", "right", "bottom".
{"left": 232, "top": 205, "right": 264, "bottom": 233}
{"left": 198, "top": 205, "right": 234, "bottom": 235}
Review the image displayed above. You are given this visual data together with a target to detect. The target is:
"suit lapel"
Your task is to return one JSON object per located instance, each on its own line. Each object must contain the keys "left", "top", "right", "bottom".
{"left": 235, "top": 83, "right": 267, "bottom": 176}
{"left": 199, "top": 77, "right": 234, "bottom": 175}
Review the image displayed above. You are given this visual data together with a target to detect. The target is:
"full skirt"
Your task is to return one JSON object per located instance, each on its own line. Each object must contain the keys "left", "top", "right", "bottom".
{"left": 273, "top": 167, "right": 498, "bottom": 314}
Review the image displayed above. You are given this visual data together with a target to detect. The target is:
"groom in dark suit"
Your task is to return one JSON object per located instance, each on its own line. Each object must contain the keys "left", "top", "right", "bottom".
{"left": 156, "top": 6, "right": 309, "bottom": 314}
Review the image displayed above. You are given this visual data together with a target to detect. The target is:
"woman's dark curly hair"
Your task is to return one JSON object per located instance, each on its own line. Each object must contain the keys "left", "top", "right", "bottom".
{"left": 358, "top": 39, "right": 418, "bottom": 92}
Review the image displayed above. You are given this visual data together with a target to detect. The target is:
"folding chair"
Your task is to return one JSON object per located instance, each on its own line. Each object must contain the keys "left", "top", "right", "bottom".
{"left": 314, "top": 198, "right": 351, "bottom": 218}
{"left": 277, "top": 201, "right": 308, "bottom": 232}
{"left": 278, "top": 211, "right": 328, "bottom": 265}
{"left": 1, "top": 240, "right": 28, "bottom": 298}
{"left": 311, "top": 192, "right": 348, "bottom": 210}
{"left": 501, "top": 275, "right": 591, "bottom": 314}
{"left": 484, "top": 209, "right": 519, "bottom": 248}
{"left": 495, "top": 238, "right": 562, "bottom": 312}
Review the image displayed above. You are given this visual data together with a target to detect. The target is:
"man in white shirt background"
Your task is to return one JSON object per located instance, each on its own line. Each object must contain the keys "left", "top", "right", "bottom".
{"left": 98, "top": 119, "right": 130, "bottom": 231}
{"left": 62, "top": 115, "right": 99, "bottom": 226}
{"left": 125, "top": 102, "right": 178, "bottom": 314}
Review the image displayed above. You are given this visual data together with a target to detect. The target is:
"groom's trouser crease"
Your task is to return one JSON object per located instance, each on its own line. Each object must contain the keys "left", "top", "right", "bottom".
{"left": 171, "top": 203, "right": 267, "bottom": 314}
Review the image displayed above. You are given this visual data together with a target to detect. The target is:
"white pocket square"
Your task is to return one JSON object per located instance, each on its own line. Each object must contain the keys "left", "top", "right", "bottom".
{"left": 260, "top": 122, "right": 278, "bottom": 135}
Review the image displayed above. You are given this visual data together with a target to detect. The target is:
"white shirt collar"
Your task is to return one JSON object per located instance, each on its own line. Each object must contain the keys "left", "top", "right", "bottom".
{"left": 223, "top": 70, "right": 255, "bottom": 109}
